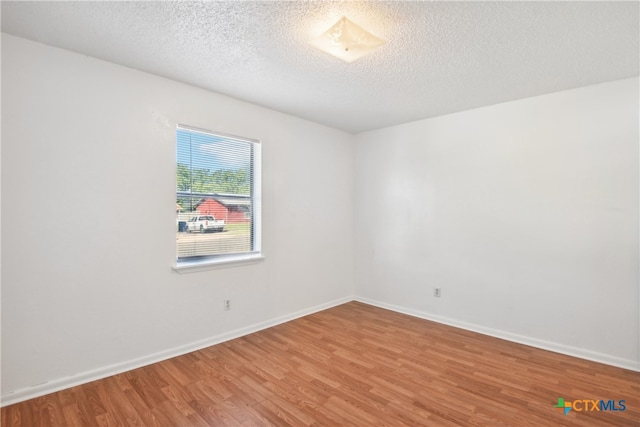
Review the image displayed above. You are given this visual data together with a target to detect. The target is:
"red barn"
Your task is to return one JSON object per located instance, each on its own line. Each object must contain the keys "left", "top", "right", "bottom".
{"left": 195, "top": 197, "right": 250, "bottom": 223}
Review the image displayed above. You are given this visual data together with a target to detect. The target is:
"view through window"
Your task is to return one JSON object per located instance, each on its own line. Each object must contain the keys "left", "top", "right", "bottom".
{"left": 176, "top": 125, "right": 260, "bottom": 262}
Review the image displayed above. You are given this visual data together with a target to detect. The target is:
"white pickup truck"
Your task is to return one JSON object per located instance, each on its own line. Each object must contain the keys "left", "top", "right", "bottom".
{"left": 185, "top": 215, "right": 225, "bottom": 233}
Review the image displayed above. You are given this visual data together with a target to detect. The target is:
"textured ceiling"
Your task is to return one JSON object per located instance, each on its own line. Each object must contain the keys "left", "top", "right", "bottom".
{"left": 2, "top": 1, "right": 638, "bottom": 133}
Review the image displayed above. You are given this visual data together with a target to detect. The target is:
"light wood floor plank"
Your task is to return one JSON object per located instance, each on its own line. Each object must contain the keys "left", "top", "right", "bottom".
{"left": 2, "top": 302, "right": 639, "bottom": 426}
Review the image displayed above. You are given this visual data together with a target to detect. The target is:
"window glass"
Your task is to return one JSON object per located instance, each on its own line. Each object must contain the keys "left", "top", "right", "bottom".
{"left": 176, "top": 126, "right": 261, "bottom": 263}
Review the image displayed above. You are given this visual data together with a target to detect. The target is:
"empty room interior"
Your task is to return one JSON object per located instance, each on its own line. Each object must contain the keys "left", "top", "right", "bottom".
{"left": 1, "top": 1, "right": 639, "bottom": 426}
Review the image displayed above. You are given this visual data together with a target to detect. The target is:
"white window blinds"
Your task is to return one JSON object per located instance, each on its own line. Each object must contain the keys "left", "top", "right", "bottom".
{"left": 176, "top": 125, "right": 261, "bottom": 262}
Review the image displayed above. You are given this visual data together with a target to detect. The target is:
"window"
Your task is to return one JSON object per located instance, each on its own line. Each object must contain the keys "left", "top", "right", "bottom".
{"left": 176, "top": 125, "right": 261, "bottom": 268}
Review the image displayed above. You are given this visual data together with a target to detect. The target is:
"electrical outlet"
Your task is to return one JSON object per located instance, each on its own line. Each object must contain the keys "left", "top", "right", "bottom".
{"left": 224, "top": 299, "right": 231, "bottom": 310}
{"left": 434, "top": 288, "right": 441, "bottom": 298}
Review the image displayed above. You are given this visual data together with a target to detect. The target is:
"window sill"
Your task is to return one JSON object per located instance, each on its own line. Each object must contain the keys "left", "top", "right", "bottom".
{"left": 173, "top": 253, "right": 264, "bottom": 273}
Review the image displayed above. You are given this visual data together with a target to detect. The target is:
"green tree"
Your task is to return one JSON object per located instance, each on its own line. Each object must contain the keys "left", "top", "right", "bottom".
{"left": 177, "top": 164, "right": 250, "bottom": 195}
{"left": 212, "top": 168, "right": 250, "bottom": 194}
{"left": 177, "top": 164, "right": 192, "bottom": 191}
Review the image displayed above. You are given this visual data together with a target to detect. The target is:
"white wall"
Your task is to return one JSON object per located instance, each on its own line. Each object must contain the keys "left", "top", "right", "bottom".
{"left": 355, "top": 77, "right": 639, "bottom": 369}
{"left": 0, "top": 34, "right": 355, "bottom": 401}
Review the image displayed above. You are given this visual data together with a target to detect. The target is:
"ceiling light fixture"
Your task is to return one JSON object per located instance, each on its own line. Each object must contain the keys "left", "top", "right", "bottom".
{"left": 310, "top": 17, "right": 385, "bottom": 63}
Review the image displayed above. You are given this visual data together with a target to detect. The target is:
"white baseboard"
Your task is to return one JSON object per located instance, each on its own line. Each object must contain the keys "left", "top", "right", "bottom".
{"left": 0, "top": 295, "right": 355, "bottom": 407}
{"left": 355, "top": 296, "right": 640, "bottom": 373}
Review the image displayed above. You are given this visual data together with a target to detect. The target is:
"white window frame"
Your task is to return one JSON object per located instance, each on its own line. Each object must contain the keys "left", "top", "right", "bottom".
{"left": 173, "top": 124, "right": 263, "bottom": 272}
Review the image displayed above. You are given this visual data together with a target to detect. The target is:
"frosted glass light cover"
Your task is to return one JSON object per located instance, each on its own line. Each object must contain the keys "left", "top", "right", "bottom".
{"left": 310, "top": 17, "right": 385, "bottom": 63}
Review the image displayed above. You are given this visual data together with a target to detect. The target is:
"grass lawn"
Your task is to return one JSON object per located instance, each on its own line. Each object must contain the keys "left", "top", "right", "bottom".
{"left": 224, "top": 222, "right": 250, "bottom": 235}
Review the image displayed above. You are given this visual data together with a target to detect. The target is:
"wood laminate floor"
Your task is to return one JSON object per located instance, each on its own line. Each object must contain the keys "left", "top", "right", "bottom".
{"left": 2, "top": 301, "right": 639, "bottom": 426}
